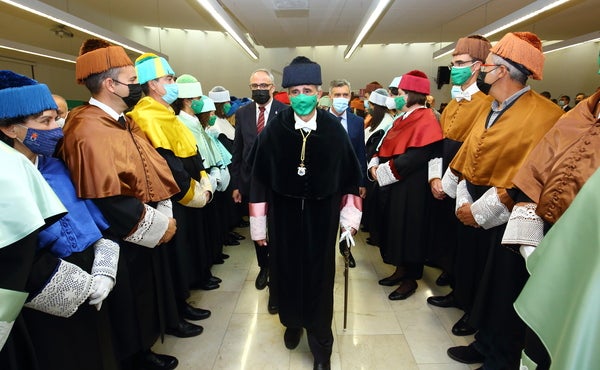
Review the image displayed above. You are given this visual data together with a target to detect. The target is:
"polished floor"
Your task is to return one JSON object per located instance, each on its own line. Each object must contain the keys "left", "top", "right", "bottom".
{"left": 153, "top": 228, "right": 479, "bottom": 370}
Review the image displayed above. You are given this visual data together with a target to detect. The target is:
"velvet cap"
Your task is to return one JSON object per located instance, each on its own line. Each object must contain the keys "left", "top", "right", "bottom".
{"left": 176, "top": 74, "right": 203, "bottom": 98}
{"left": 208, "top": 86, "right": 231, "bottom": 103}
{"left": 0, "top": 70, "right": 57, "bottom": 119}
{"left": 399, "top": 70, "right": 430, "bottom": 95}
{"left": 281, "top": 56, "right": 322, "bottom": 88}
{"left": 75, "top": 39, "right": 133, "bottom": 84}
{"left": 135, "top": 53, "right": 175, "bottom": 84}
{"left": 369, "top": 88, "right": 389, "bottom": 106}
{"left": 453, "top": 35, "right": 492, "bottom": 62}
{"left": 490, "top": 32, "right": 544, "bottom": 80}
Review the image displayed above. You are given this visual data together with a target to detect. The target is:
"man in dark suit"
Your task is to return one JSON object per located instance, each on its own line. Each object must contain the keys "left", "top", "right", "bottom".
{"left": 232, "top": 68, "right": 287, "bottom": 313}
{"left": 328, "top": 79, "right": 366, "bottom": 268}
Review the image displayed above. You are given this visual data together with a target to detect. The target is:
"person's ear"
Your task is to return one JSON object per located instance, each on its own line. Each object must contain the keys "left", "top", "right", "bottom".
{"left": 0, "top": 125, "right": 18, "bottom": 139}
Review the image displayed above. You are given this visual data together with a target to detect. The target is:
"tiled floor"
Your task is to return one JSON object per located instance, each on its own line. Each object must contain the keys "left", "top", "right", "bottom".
{"left": 153, "top": 228, "right": 480, "bottom": 370}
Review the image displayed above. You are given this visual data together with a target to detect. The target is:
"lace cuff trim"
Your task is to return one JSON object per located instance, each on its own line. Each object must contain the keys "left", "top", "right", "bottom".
{"left": 180, "top": 178, "right": 210, "bottom": 208}
{"left": 470, "top": 187, "right": 510, "bottom": 229}
{"left": 367, "top": 157, "right": 380, "bottom": 181}
{"left": 340, "top": 194, "right": 363, "bottom": 231}
{"left": 428, "top": 157, "right": 442, "bottom": 182}
{"left": 92, "top": 238, "right": 119, "bottom": 280}
{"left": 156, "top": 199, "right": 173, "bottom": 218}
{"left": 376, "top": 161, "right": 399, "bottom": 187}
{"left": 124, "top": 204, "right": 168, "bottom": 248}
{"left": 441, "top": 168, "right": 458, "bottom": 199}
{"left": 455, "top": 179, "right": 473, "bottom": 212}
{"left": 25, "top": 260, "right": 93, "bottom": 318}
{"left": 502, "top": 203, "right": 544, "bottom": 246}
{"left": 250, "top": 215, "right": 267, "bottom": 241}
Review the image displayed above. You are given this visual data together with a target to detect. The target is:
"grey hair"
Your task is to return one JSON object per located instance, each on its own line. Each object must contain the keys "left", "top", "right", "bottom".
{"left": 329, "top": 79, "right": 351, "bottom": 94}
{"left": 491, "top": 54, "right": 528, "bottom": 85}
{"left": 250, "top": 69, "right": 275, "bottom": 85}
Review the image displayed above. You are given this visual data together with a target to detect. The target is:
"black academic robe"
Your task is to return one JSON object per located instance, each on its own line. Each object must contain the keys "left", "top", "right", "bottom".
{"left": 249, "top": 108, "right": 362, "bottom": 331}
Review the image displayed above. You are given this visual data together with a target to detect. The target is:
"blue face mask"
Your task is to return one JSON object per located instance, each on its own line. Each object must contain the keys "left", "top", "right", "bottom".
{"left": 18, "top": 125, "right": 64, "bottom": 157}
{"left": 162, "top": 83, "right": 179, "bottom": 104}
{"left": 332, "top": 97, "right": 349, "bottom": 113}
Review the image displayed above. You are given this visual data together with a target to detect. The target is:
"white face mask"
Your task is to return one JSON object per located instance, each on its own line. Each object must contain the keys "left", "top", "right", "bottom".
{"left": 55, "top": 117, "right": 66, "bottom": 128}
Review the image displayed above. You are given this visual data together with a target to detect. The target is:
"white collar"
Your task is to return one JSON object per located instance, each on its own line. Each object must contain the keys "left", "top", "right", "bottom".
{"left": 89, "top": 97, "right": 122, "bottom": 121}
{"left": 294, "top": 112, "right": 317, "bottom": 131}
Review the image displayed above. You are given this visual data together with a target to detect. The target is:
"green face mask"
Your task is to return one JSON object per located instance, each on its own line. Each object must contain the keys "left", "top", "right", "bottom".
{"left": 394, "top": 95, "right": 407, "bottom": 110}
{"left": 208, "top": 115, "right": 217, "bottom": 126}
{"left": 223, "top": 102, "right": 232, "bottom": 115}
{"left": 450, "top": 65, "right": 473, "bottom": 86}
{"left": 191, "top": 99, "right": 204, "bottom": 114}
{"left": 290, "top": 94, "right": 318, "bottom": 116}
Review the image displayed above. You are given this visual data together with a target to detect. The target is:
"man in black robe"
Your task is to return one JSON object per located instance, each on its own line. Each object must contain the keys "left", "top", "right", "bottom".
{"left": 248, "top": 56, "right": 363, "bottom": 370}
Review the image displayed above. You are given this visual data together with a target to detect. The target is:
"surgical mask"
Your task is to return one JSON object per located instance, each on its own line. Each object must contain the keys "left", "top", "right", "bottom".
{"left": 450, "top": 65, "right": 473, "bottom": 86}
{"left": 363, "top": 100, "right": 370, "bottom": 110}
{"left": 558, "top": 100, "right": 566, "bottom": 107}
{"left": 332, "top": 97, "right": 349, "bottom": 113}
{"left": 191, "top": 99, "right": 205, "bottom": 114}
{"left": 223, "top": 102, "right": 232, "bottom": 115}
{"left": 161, "top": 83, "right": 179, "bottom": 104}
{"left": 290, "top": 94, "right": 318, "bottom": 116}
{"left": 208, "top": 115, "right": 217, "bottom": 126}
{"left": 251, "top": 90, "right": 271, "bottom": 105}
{"left": 450, "top": 85, "right": 463, "bottom": 100}
{"left": 55, "top": 117, "right": 66, "bottom": 129}
{"left": 394, "top": 95, "right": 407, "bottom": 110}
{"left": 18, "top": 125, "right": 64, "bottom": 157}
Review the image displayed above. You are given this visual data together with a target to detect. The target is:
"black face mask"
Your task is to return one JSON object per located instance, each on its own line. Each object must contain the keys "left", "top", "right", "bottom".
{"left": 476, "top": 72, "right": 492, "bottom": 95}
{"left": 115, "top": 83, "right": 143, "bottom": 108}
{"left": 251, "top": 89, "right": 271, "bottom": 105}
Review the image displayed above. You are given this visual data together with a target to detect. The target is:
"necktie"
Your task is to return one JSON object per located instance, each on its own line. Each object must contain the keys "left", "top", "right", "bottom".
{"left": 118, "top": 115, "right": 126, "bottom": 126}
{"left": 257, "top": 106, "right": 265, "bottom": 133}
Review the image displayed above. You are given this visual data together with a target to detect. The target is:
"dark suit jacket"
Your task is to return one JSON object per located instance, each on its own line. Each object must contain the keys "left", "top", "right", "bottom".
{"left": 330, "top": 109, "right": 367, "bottom": 186}
{"left": 232, "top": 99, "right": 288, "bottom": 196}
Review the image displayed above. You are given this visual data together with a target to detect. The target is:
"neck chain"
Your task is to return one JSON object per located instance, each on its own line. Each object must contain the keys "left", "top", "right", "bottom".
{"left": 297, "top": 128, "right": 312, "bottom": 176}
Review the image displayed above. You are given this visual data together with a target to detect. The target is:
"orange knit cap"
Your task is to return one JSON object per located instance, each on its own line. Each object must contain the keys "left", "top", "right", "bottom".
{"left": 490, "top": 32, "right": 544, "bottom": 80}
{"left": 453, "top": 35, "right": 492, "bottom": 62}
{"left": 75, "top": 39, "right": 133, "bottom": 84}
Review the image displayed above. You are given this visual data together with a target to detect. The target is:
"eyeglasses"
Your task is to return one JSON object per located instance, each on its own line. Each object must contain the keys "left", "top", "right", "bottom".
{"left": 249, "top": 83, "right": 272, "bottom": 90}
{"left": 479, "top": 64, "right": 501, "bottom": 73}
{"left": 447, "top": 59, "right": 476, "bottom": 69}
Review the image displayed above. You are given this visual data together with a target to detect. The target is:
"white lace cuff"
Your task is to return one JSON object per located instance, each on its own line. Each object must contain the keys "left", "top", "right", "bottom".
{"left": 339, "top": 194, "right": 362, "bottom": 231}
{"left": 376, "top": 161, "right": 399, "bottom": 187}
{"left": 428, "top": 157, "right": 442, "bottom": 183}
{"left": 470, "top": 187, "right": 510, "bottom": 229}
{"left": 25, "top": 260, "right": 93, "bottom": 318}
{"left": 502, "top": 203, "right": 544, "bottom": 246}
{"left": 455, "top": 179, "right": 473, "bottom": 212}
{"left": 441, "top": 168, "right": 458, "bottom": 199}
{"left": 156, "top": 199, "right": 173, "bottom": 218}
{"left": 209, "top": 167, "right": 220, "bottom": 192}
{"left": 124, "top": 204, "right": 169, "bottom": 248}
{"left": 217, "top": 167, "right": 231, "bottom": 191}
{"left": 92, "top": 238, "right": 119, "bottom": 280}
{"left": 250, "top": 215, "right": 267, "bottom": 241}
{"left": 179, "top": 178, "right": 210, "bottom": 208}
{"left": 367, "top": 156, "right": 380, "bottom": 170}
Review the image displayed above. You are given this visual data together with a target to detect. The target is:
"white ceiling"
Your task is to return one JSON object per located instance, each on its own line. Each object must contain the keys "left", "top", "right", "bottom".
{"left": 0, "top": 0, "right": 599, "bottom": 64}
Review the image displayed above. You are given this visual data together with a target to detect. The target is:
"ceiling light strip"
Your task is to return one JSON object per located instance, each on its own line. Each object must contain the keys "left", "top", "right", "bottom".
{"left": 196, "top": 0, "right": 259, "bottom": 60}
{"left": 344, "top": 0, "right": 393, "bottom": 60}
{"left": 1, "top": 0, "right": 162, "bottom": 56}
{"left": 0, "top": 37, "right": 76, "bottom": 63}
{"left": 543, "top": 31, "right": 600, "bottom": 54}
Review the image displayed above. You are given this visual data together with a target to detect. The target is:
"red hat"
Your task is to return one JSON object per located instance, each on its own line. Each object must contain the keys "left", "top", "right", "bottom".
{"left": 273, "top": 91, "right": 290, "bottom": 105}
{"left": 399, "top": 70, "right": 430, "bottom": 95}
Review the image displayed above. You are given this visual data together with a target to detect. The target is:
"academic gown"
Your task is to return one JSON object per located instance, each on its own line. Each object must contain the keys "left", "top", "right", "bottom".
{"left": 249, "top": 108, "right": 362, "bottom": 331}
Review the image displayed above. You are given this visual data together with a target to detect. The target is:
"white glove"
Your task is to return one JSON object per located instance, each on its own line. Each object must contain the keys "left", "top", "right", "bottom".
{"left": 89, "top": 275, "right": 115, "bottom": 310}
{"left": 340, "top": 226, "right": 356, "bottom": 249}
{"left": 519, "top": 245, "right": 536, "bottom": 262}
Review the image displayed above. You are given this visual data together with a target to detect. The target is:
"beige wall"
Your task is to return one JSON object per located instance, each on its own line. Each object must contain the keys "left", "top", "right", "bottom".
{"left": 2, "top": 29, "right": 598, "bottom": 108}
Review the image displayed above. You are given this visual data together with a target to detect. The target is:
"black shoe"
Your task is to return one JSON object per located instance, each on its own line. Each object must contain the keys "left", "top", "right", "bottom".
{"left": 378, "top": 274, "right": 403, "bottom": 286}
{"left": 313, "top": 360, "right": 331, "bottom": 370}
{"left": 165, "top": 320, "right": 203, "bottom": 338}
{"left": 348, "top": 251, "right": 356, "bottom": 268}
{"left": 452, "top": 313, "right": 477, "bottom": 336}
{"left": 283, "top": 327, "right": 303, "bottom": 349}
{"left": 136, "top": 350, "right": 178, "bottom": 370}
{"left": 193, "top": 281, "right": 219, "bottom": 291}
{"left": 209, "top": 275, "right": 222, "bottom": 284}
{"left": 223, "top": 238, "right": 240, "bottom": 246}
{"left": 182, "top": 303, "right": 211, "bottom": 321}
{"left": 268, "top": 294, "right": 279, "bottom": 315}
{"left": 388, "top": 280, "right": 417, "bottom": 300}
{"left": 447, "top": 343, "right": 484, "bottom": 364}
{"left": 229, "top": 231, "right": 245, "bottom": 240}
{"left": 221, "top": 253, "right": 230, "bottom": 259}
{"left": 427, "top": 292, "right": 457, "bottom": 308}
{"left": 255, "top": 268, "right": 269, "bottom": 290}
{"left": 436, "top": 271, "right": 451, "bottom": 286}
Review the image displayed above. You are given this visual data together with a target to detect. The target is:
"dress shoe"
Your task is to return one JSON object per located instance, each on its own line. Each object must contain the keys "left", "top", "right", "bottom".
{"left": 283, "top": 327, "right": 303, "bottom": 349}
{"left": 378, "top": 274, "right": 403, "bottom": 286}
{"left": 165, "top": 320, "right": 203, "bottom": 338}
{"left": 182, "top": 303, "right": 211, "bottom": 321}
{"left": 427, "top": 292, "right": 457, "bottom": 308}
{"left": 313, "top": 360, "right": 331, "bottom": 370}
{"left": 209, "top": 275, "right": 222, "bottom": 284}
{"left": 388, "top": 279, "right": 417, "bottom": 300}
{"left": 447, "top": 343, "right": 484, "bottom": 364}
{"left": 229, "top": 231, "right": 245, "bottom": 240}
{"left": 255, "top": 268, "right": 269, "bottom": 290}
{"left": 435, "top": 271, "right": 451, "bottom": 286}
{"left": 221, "top": 253, "right": 230, "bottom": 259}
{"left": 452, "top": 313, "right": 477, "bottom": 336}
{"left": 339, "top": 244, "right": 356, "bottom": 268}
{"left": 193, "top": 281, "right": 219, "bottom": 291}
{"left": 267, "top": 295, "right": 279, "bottom": 315}
{"left": 135, "top": 350, "right": 178, "bottom": 370}
{"left": 223, "top": 238, "right": 240, "bottom": 246}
